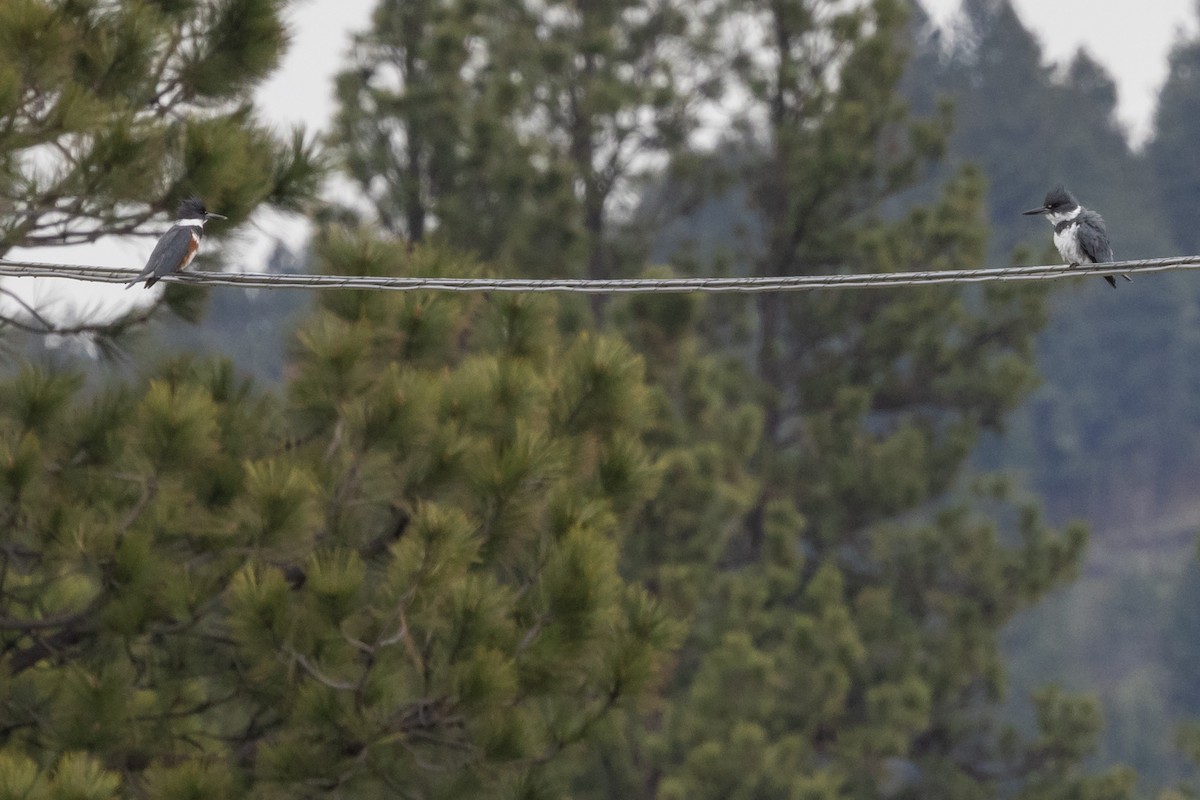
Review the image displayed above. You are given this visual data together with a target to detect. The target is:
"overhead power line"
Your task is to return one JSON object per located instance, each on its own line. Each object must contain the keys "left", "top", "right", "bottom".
{"left": 0, "top": 255, "right": 1198, "bottom": 293}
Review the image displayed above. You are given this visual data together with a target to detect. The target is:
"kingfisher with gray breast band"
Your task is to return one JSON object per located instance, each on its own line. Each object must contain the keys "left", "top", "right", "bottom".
{"left": 1023, "top": 186, "right": 1129, "bottom": 288}
{"left": 126, "top": 197, "right": 226, "bottom": 289}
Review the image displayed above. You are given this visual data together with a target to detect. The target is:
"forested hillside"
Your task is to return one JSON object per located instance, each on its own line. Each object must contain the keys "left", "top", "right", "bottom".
{"left": 1, "top": 0, "right": 1196, "bottom": 797}
{"left": 906, "top": 0, "right": 1200, "bottom": 789}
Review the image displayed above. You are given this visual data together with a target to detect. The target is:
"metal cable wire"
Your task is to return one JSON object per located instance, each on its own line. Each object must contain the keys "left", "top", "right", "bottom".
{"left": 0, "top": 255, "right": 1198, "bottom": 293}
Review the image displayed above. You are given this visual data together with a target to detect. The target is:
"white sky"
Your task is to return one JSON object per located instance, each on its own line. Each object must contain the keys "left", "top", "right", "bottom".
{"left": 6, "top": 0, "right": 1197, "bottom": 322}
{"left": 258, "top": 0, "right": 1200, "bottom": 143}
{"left": 254, "top": 0, "right": 377, "bottom": 133}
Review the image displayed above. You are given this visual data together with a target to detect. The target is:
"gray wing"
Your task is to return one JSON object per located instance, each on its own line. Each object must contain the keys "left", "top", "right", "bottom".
{"left": 1076, "top": 210, "right": 1113, "bottom": 264}
{"left": 127, "top": 227, "right": 195, "bottom": 288}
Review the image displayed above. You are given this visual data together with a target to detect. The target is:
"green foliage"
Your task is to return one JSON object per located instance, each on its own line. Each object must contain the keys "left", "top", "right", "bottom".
{"left": 0, "top": 0, "right": 320, "bottom": 352}
{"left": 905, "top": 0, "right": 1200, "bottom": 537}
{"left": 0, "top": 0, "right": 324, "bottom": 345}
{"left": 566, "top": 1, "right": 1111, "bottom": 797}
{"left": 0, "top": 0, "right": 322, "bottom": 253}
{"left": 333, "top": 0, "right": 719, "bottom": 286}
{"left": 0, "top": 355, "right": 272, "bottom": 794}
{"left": 905, "top": 0, "right": 1170, "bottom": 262}
{"left": 902, "top": 8, "right": 1200, "bottom": 789}
{"left": 0, "top": 0, "right": 1154, "bottom": 798}
{"left": 234, "top": 232, "right": 671, "bottom": 795}
{"left": 0, "top": 752, "right": 123, "bottom": 800}
{"left": 0, "top": 231, "right": 671, "bottom": 797}
{"left": 180, "top": 0, "right": 289, "bottom": 98}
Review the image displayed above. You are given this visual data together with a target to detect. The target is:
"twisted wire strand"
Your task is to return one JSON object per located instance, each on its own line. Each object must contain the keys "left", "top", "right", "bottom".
{"left": 0, "top": 255, "right": 1196, "bottom": 293}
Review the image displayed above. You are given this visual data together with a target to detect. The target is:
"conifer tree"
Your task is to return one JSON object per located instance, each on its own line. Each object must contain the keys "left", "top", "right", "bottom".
{"left": 905, "top": 0, "right": 1200, "bottom": 531}
{"left": 575, "top": 1, "right": 1134, "bottom": 797}
{"left": 333, "top": 0, "right": 1137, "bottom": 796}
{"left": 240, "top": 230, "right": 672, "bottom": 796}
{"left": 1147, "top": 3, "right": 1200, "bottom": 256}
{"left": 904, "top": 0, "right": 1167, "bottom": 261}
{"left": 0, "top": 0, "right": 324, "bottom": 334}
{"left": 899, "top": 0, "right": 1200, "bottom": 787}
{"left": 0, "top": 232, "right": 672, "bottom": 798}
{"left": 334, "top": 0, "right": 717, "bottom": 286}
{"left": 0, "top": 0, "right": 1148, "bottom": 796}
{"left": 0, "top": 357, "right": 283, "bottom": 798}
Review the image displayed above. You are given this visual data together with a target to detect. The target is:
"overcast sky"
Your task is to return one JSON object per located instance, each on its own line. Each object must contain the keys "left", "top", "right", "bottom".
{"left": 260, "top": 0, "right": 1199, "bottom": 145}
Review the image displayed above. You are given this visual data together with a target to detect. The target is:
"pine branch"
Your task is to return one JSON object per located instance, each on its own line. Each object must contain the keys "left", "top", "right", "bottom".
{"left": 0, "top": 598, "right": 101, "bottom": 631}
{"left": 7, "top": 626, "right": 93, "bottom": 675}
{"left": 0, "top": 293, "right": 165, "bottom": 340}
{"left": 283, "top": 647, "right": 359, "bottom": 691}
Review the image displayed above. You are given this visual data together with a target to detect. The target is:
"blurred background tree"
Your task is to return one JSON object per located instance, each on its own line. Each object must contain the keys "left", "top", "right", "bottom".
{"left": 333, "top": 0, "right": 720, "bottom": 301}
{"left": 570, "top": 1, "right": 1124, "bottom": 795}
{"left": 331, "top": 1, "right": 1132, "bottom": 798}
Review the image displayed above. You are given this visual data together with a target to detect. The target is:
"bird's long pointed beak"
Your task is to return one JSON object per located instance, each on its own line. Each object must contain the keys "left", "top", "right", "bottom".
{"left": 1022, "top": 207, "right": 1048, "bottom": 216}
{"left": 205, "top": 212, "right": 227, "bottom": 221}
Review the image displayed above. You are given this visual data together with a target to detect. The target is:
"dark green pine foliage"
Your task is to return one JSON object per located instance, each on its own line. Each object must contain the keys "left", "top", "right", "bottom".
{"left": 334, "top": 0, "right": 505, "bottom": 245}
{"left": 0, "top": 359, "right": 283, "bottom": 799}
{"left": 489, "top": 0, "right": 719, "bottom": 287}
{"left": 0, "top": 0, "right": 1153, "bottom": 796}
{"left": 0, "top": 234, "right": 673, "bottom": 797}
{"left": 573, "top": 1, "right": 1135, "bottom": 798}
{"left": 249, "top": 231, "right": 673, "bottom": 797}
{"left": 334, "top": 0, "right": 587, "bottom": 277}
{"left": 0, "top": 0, "right": 323, "bottom": 333}
{"left": 902, "top": 1, "right": 1200, "bottom": 791}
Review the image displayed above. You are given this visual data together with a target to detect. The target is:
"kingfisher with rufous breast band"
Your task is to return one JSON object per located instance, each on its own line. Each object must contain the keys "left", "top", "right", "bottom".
{"left": 126, "top": 197, "right": 226, "bottom": 289}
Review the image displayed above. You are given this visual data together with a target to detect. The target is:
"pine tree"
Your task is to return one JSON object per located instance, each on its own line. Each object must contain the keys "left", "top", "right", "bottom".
{"left": 0, "top": 0, "right": 324, "bottom": 335}
{"left": 334, "top": 0, "right": 718, "bottom": 290}
{"left": 241, "top": 230, "right": 673, "bottom": 796}
{"left": 905, "top": 0, "right": 1200, "bottom": 530}
{"left": 902, "top": 1, "right": 1200, "bottom": 788}
{"left": 573, "top": 1, "right": 1134, "bottom": 797}
{"left": 1148, "top": 4, "right": 1200, "bottom": 256}
{"left": 0, "top": 0, "right": 1151, "bottom": 796}
{"left": 0, "top": 231, "right": 673, "bottom": 798}
{"left": 332, "top": 0, "right": 1138, "bottom": 796}
{"left": 904, "top": 0, "right": 1168, "bottom": 262}
{"left": 0, "top": 357, "right": 282, "bottom": 798}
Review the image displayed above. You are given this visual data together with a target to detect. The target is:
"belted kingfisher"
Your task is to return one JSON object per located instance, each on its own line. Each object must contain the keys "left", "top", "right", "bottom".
{"left": 126, "top": 197, "right": 225, "bottom": 289}
{"left": 1023, "top": 186, "right": 1129, "bottom": 288}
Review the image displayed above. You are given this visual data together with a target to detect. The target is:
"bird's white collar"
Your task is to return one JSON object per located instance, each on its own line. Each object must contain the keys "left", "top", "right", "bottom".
{"left": 1046, "top": 206, "right": 1081, "bottom": 225}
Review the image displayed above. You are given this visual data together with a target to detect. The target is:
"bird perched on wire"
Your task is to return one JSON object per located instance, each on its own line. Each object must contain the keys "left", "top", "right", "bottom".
{"left": 1023, "top": 186, "right": 1130, "bottom": 288}
{"left": 126, "top": 197, "right": 226, "bottom": 289}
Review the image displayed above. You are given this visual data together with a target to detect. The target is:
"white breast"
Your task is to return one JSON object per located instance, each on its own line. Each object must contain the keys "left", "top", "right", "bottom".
{"left": 1053, "top": 222, "right": 1088, "bottom": 264}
